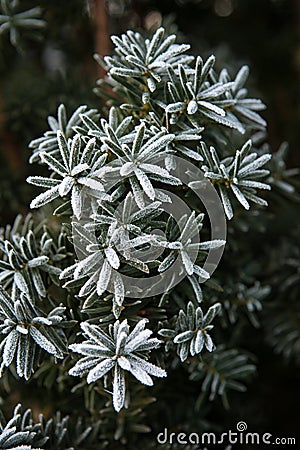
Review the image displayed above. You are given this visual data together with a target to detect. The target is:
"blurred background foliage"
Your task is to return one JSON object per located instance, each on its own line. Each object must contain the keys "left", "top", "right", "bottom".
{"left": 0, "top": 0, "right": 299, "bottom": 445}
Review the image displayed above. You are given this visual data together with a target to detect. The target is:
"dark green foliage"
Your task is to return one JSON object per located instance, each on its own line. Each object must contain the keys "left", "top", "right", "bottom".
{"left": 0, "top": 1, "right": 299, "bottom": 448}
{"left": 0, "top": 403, "right": 106, "bottom": 449}
{"left": 0, "top": 0, "right": 45, "bottom": 49}
{"left": 188, "top": 346, "right": 256, "bottom": 409}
